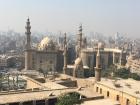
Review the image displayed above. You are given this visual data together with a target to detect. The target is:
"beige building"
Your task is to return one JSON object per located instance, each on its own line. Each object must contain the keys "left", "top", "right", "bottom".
{"left": 126, "top": 55, "right": 140, "bottom": 75}
{"left": 81, "top": 47, "right": 126, "bottom": 69}
{"left": 94, "top": 78, "right": 140, "bottom": 105}
{"left": 24, "top": 18, "right": 63, "bottom": 73}
{"left": 64, "top": 25, "right": 126, "bottom": 78}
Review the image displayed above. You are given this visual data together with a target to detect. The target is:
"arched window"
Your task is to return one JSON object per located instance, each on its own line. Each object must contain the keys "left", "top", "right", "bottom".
{"left": 126, "top": 99, "right": 130, "bottom": 105}
{"left": 100, "top": 88, "right": 102, "bottom": 94}
{"left": 96, "top": 87, "right": 99, "bottom": 92}
{"left": 116, "top": 95, "right": 119, "bottom": 101}
{"left": 107, "top": 91, "right": 109, "bottom": 97}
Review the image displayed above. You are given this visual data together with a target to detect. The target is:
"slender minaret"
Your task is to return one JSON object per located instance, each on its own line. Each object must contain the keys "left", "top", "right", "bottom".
{"left": 63, "top": 33, "right": 67, "bottom": 74}
{"left": 25, "top": 18, "right": 32, "bottom": 70}
{"left": 78, "top": 24, "right": 82, "bottom": 50}
{"left": 25, "top": 18, "right": 31, "bottom": 50}
{"left": 120, "top": 50, "right": 123, "bottom": 65}
{"left": 76, "top": 24, "right": 83, "bottom": 58}
{"left": 94, "top": 46, "right": 102, "bottom": 81}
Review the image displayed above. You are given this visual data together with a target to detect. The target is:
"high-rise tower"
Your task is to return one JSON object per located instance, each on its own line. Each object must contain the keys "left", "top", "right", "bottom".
{"left": 25, "top": 18, "right": 32, "bottom": 70}
{"left": 94, "top": 46, "right": 102, "bottom": 81}
{"left": 63, "top": 33, "right": 67, "bottom": 74}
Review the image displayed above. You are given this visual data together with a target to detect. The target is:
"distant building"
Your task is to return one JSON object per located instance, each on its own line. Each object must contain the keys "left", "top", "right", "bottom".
{"left": 126, "top": 54, "right": 140, "bottom": 75}
{"left": 0, "top": 55, "right": 8, "bottom": 69}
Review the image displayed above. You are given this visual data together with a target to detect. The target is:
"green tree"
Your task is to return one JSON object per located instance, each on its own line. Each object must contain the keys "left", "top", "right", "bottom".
{"left": 114, "top": 68, "right": 130, "bottom": 79}
{"left": 130, "top": 73, "right": 140, "bottom": 80}
{"left": 56, "top": 92, "right": 82, "bottom": 105}
{"left": 102, "top": 64, "right": 117, "bottom": 78}
{"left": 102, "top": 65, "right": 140, "bottom": 81}
{"left": 39, "top": 68, "right": 48, "bottom": 78}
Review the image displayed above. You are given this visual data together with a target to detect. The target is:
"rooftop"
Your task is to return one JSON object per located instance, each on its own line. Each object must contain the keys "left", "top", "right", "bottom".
{"left": 98, "top": 78, "right": 140, "bottom": 99}
{"left": 82, "top": 48, "right": 122, "bottom": 53}
{"left": 81, "top": 98, "right": 120, "bottom": 105}
{"left": 0, "top": 75, "right": 101, "bottom": 104}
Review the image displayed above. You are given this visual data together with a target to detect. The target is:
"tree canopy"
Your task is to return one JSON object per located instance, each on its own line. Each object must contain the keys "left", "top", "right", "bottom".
{"left": 56, "top": 92, "right": 82, "bottom": 105}
{"left": 102, "top": 65, "right": 140, "bottom": 80}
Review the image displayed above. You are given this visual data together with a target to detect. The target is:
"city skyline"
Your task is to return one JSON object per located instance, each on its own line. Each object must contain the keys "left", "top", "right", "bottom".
{"left": 0, "top": 0, "right": 140, "bottom": 38}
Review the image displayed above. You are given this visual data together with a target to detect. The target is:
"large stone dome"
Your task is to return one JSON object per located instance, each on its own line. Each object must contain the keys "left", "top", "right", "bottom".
{"left": 38, "top": 37, "right": 55, "bottom": 51}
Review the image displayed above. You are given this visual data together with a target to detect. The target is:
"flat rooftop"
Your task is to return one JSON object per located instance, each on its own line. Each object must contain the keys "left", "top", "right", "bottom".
{"left": 43, "top": 81, "right": 68, "bottom": 89}
{"left": 0, "top": 75, "right": 102, "bottom": 104}
{"left": 97, "top": 78, "right": 140, "bottom": 98}
{"left": 81, "top": 98, "right": 120, "bottom": 105}
{"left": 0, "top": 88, "right": 74, "bottom": 104}
{"left": 82, "top": 48, "right": 122, "bottom": 53}
{"left": 0, "top": 87, "right": 103, "bottom": 104}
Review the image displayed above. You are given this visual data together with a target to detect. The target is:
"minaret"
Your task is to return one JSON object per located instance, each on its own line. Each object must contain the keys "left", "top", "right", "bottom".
{"left": 63, "top": 33, "right": 67, "bottom": 74}
{"left": 94, "top": 46, "right": 102, "bottom": 81}
{"left": 25, "top": 18, "right": 31, "bottom": 50}
{"left": 76, "top": 24, "right": 83, "bottom": 57}
{"left": 25, "top": 18, "right": 32, "bottom": 70}
{"left": 78, "top": 24, "right": 82, "bottom": 50}
{"left": 120, "top": 50, "right": 123, "bottom": 65}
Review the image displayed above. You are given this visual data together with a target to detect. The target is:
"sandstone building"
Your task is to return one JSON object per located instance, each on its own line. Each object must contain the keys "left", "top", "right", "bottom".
{"left": 24, "top": 18, "right": 63, "bottom": 73}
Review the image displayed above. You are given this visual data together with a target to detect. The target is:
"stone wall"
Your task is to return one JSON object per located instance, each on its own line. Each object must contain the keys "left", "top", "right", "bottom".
{"left": 94, "top": 83, "right": 139, "bottom": 105}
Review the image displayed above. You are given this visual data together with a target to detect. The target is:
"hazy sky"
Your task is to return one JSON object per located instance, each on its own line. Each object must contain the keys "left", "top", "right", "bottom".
{"left": 0, "top": 0, "right": 140, "bottom": 37}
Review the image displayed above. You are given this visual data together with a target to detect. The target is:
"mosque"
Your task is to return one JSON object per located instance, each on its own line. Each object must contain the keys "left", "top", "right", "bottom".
{"left": 24, "top": 18, "right": 126, "bottom": 79}
{"left": 24, "top": 18, "right": 63, "bottom": 73}
{"left": 63, "top": 25, "right": 127, "bottom": 78}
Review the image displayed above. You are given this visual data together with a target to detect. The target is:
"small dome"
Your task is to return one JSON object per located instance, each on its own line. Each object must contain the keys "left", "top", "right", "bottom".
{"left": 38, "top": 37, "right": 55, "bottom": 51}
{"left": 74, "top": 57, "right": 84, "bottom": 73}
{"left": 75, "top": 57, "right": 83, "bottom": 66}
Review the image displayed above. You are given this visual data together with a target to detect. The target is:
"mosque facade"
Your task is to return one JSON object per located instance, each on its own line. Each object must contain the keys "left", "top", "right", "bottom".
{"left": 24, "top": 18, "right": 63, "bottom": 73}
{"left": 24, "top": 18, "right": 126, "bottom": 79}
{"left": 64, "top": 25, "right": 127, "bottom": 78}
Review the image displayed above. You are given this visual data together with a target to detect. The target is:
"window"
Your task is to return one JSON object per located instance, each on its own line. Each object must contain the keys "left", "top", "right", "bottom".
{"left": 107, "top": 91, "right": 109, "bottom": 97}
{"left": 96, "top": 87, "right": 99, "bottom": 92}
{"left": 100, "top": 88, "right": 102, "bottom": 94}
{"left": 50, "top": 60, "right": 53, "bottom": 64}
{"left": 116, "top": 95, "right": 119, "bottom": 101}
{"left": 126, "top": 99, "right": 130, "bottom": 105}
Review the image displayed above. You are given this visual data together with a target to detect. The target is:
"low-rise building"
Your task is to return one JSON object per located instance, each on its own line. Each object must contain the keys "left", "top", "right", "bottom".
{"left": 0, "top": 55, "right": 8, "bottom": 69}
{"left": 94, "top": 78, "right": 140, "bottom": 105}
{"left": 126, "top": 55, "right": 140, "bottom": 75}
